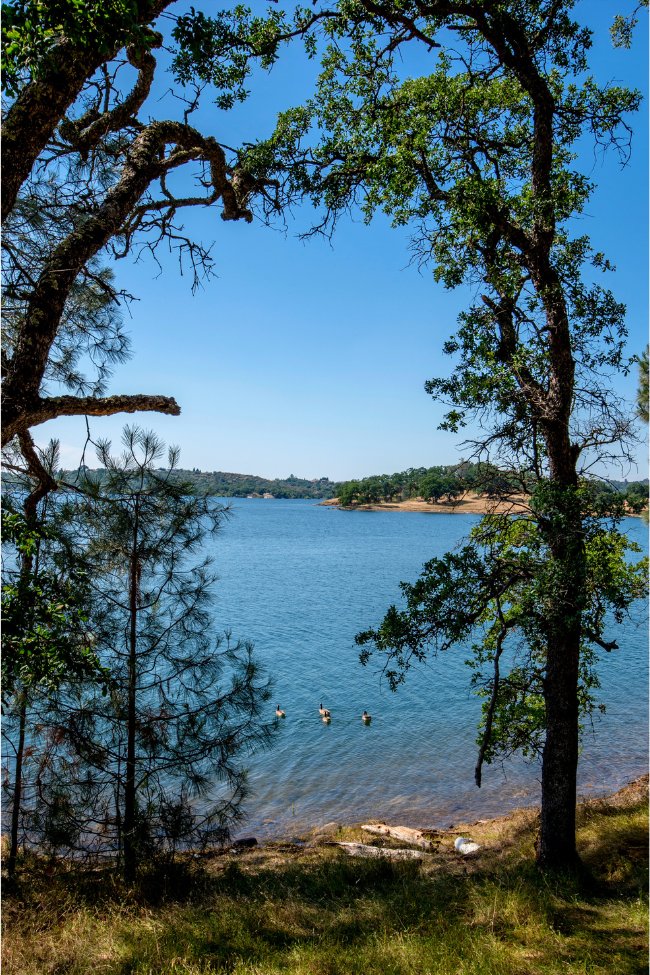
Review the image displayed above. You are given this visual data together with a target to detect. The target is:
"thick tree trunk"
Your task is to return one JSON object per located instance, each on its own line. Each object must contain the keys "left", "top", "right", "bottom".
{"left": 538, "top": 620, "right": 581, "bottom": 867}
{"left": 536, "top": 421, "right": 585, "bottom": 869}
{"left": 2, "top": 118, "right": 248, "bottom": 448}
{"left": 2, "top": 51, "right": 92, "bottom": 225}
{"left": 1, "top": 0, "right": 173, "bottom": 226}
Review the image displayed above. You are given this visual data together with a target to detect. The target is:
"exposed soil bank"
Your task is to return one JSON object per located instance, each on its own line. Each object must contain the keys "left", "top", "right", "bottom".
{"left": 321, "top": 494, "right": 532, "bottom": 515}
{"left": 321, "top": 494, "right": 644, "bottom": 517}
{"left": 241, "top": 774, "right": 649, "bottom": 858}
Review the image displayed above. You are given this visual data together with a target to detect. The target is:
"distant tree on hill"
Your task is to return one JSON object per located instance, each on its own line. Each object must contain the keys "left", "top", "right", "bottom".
{"left": 419, "top": 471, "right": 461, "bottom": 505}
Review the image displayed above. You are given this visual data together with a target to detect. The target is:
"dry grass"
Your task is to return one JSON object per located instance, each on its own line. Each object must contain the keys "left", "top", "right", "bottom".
{"left": 3, "top": 777, "right": 648, "bottom": 975}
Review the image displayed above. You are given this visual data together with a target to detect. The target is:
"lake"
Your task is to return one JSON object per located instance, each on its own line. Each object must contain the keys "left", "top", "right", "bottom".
{"left": 208, "top": 499, "right": 648, "bottom": 839}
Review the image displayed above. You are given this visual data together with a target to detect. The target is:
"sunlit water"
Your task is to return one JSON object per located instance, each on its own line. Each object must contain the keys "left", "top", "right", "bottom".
{"left": 207, "top": 500, "right": 648, "bottom": 839}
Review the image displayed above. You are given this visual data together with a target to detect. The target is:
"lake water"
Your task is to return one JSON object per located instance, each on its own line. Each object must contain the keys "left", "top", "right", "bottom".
{"left": 208, "top": 499, "right": 648, "bottom": 839}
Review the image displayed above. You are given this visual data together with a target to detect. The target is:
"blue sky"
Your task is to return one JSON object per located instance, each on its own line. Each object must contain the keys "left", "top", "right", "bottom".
{"left": 37, "top": 3, "right": 649, "bottom": 482}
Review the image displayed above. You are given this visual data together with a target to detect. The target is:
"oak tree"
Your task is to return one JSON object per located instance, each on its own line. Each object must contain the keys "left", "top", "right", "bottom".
{"left": 237, "top": 0, "right": 647, "bottom": 867}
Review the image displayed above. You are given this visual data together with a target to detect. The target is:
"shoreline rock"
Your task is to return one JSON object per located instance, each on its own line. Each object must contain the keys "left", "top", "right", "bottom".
{"left": 258, "top": 774, "right": 649, "bottom": 851}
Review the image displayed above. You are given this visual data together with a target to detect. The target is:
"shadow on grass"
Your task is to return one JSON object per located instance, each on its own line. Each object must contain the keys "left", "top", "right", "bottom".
{"left": 3, "top": 795, "right": 647, "bottom": 975}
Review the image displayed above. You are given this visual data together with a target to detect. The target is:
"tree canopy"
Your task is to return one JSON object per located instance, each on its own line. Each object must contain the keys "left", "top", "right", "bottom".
{"left": 2, "top": 0, "right": 647, "bottom": 874}
{"left": 0, "top": 0, "right": 296, "bottom": 470}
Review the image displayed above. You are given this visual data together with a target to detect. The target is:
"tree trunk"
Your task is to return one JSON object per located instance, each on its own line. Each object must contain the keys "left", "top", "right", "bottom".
{"left": 538, "top": 620, "right": 581, "bottom": 868}
{"left": 122, "top": 497, "right": 140, "bottom": 885}
{"left": 7, "top": 693, "right": 28, "bottom": 878}
{"left": 536, "top": 438, "right": 585, "bottom": 869}
{"left": 1, "top": 0, "right": 174, "bottom": 226}
{"left": 8, "top": 478, "right": 49, "bottom": 876}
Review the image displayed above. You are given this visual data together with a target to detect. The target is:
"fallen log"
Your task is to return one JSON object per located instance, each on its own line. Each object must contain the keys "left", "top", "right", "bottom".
{"left": 360, "top": 824, "right": 439, "bottom": 850}
{"left": 334, "top": 842, "right": 428, "bottom": 860}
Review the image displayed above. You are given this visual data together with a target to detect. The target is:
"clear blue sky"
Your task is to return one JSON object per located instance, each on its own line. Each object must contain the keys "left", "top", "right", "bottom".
{"left": 37, "top": 3, "right": 649, "bottom": 482}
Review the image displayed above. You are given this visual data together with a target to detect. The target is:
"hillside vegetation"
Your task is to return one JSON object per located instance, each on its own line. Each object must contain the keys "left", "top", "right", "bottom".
{"left": 3, "top": 777, "right": 647, "bottom": 975}
{"left": 335, "top": 463, "right": 649, "bottom": 512}
{"left": 56, "top": 468, "right": 340, "bottom": 499}
{"left": 7, "top": 465, "right": 646, "bottom": 508}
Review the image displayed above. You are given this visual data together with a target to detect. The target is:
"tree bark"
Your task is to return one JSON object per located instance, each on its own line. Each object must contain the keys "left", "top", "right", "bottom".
{"left": 2, "top": 116, "right": 249, "bottom": 447}
{"left": 3, "top": 395, "right": 180, "bottom": 449}
{"left": 538, "top": 619, "right": 581, "bottom": 868}
{"left": 123, "top": 496, "right": 140, "bottom": 885}
{"left": 536, "top": 458, "right": 584, "bottom": 868}
{"left": 2, "top": 47, "right": 97, "bottom": 225}
{"left": 1, "top": 0, "right": 173, "bottom": 225}
{"left": 7, "top": 694, "right": 28, "bottom": 878}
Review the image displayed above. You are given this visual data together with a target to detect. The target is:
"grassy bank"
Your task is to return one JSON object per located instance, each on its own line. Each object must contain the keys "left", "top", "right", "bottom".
{"left": 3, "top": 777, "right": 647, "bottom": 975}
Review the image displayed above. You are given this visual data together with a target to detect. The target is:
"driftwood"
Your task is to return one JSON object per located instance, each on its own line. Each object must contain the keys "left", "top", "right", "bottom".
{"left": 334, "top": 842, "right": 428, "bottom": 860}
{"left": 361, "top": 824, "right": 439, "bottom": 850}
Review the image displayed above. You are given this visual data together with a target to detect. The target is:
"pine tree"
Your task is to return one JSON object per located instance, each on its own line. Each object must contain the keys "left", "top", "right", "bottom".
{"left": 20, "top": 428, "right": 274, "bottom": 882}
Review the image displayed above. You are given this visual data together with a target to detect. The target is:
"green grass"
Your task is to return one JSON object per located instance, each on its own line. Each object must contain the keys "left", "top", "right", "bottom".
{"left": 3, "top": 780, "right": 648, "bottom": 975}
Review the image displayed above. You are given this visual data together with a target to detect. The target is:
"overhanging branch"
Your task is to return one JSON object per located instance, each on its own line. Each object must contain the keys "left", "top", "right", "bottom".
{"left": 3, "top": 394, "right": 181, "bottom": 447}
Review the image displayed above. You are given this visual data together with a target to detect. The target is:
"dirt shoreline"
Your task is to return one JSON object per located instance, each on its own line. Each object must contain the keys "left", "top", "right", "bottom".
{"left": 321, "top": 494, "right": 643, "bottom": 517}
{"left": 320, "top": 493, "right": 531, "bottom": 516}
{"left": 245, "top": 774, "right": 649, "bottom": 853}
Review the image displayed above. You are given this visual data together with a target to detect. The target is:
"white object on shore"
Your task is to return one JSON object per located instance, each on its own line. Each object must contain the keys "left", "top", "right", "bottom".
{"left": 454, "top": 836, "right": 481, "bottom": 855}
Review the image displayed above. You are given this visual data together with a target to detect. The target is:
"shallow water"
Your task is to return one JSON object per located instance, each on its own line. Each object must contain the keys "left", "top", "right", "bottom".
{"left": 208, "top": 500, "right": 648, "bottom": 839}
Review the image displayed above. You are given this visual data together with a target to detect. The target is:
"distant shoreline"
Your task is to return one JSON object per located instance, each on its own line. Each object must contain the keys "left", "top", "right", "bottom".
{"left": 320, "top": 494, "right": 531, "bottom": 516}
{"left": 321, "top": 494, "right": 644, "bottom": 517}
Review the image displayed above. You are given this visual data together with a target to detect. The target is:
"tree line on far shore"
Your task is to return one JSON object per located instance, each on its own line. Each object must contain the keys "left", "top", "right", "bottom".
{"left": 51, "top": 468, "right": 340, "bottom": 500}
{"left": 336, "top": 464, "right": 649, "bottom": 512}
{"left": 19, "top": 462, "right": 645, "bottom": 510}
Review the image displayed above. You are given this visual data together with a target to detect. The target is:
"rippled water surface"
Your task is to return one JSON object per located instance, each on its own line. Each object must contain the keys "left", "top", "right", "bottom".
{"left": 208, "top": 500, "right": 648, "bottom": 838}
